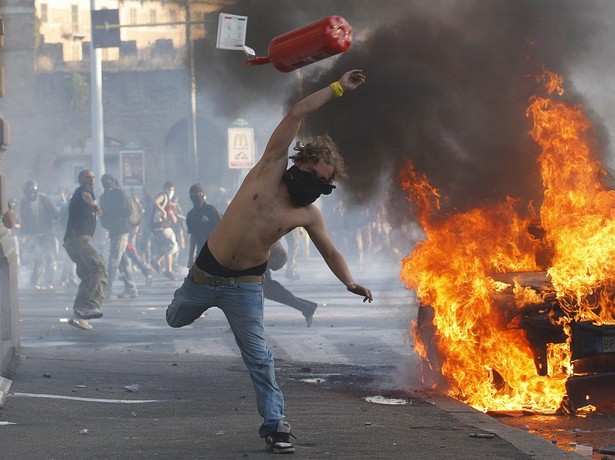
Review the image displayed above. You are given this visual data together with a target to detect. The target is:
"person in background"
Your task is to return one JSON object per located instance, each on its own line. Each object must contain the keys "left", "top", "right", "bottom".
{"left": 264, "top": 241, "right": 317, "bottom": 326}
{"left": 2, "top": 198, "right": 20, "bottom": 265}
{"left": 151, "top": 181, "right": 179, "bottom": 280}
{"left": 99, "top": 174, "right": 139, "bottom": 299}
{"left": 122, "top": 193, "right": 155, "bottom": 286}
{"left": 56, "top": 190, "right": 78, "bottom": 288}
{"left": 63, "top": 170, "right": 107, "bottom": 330}
{"left": 284, "top": 228, "right": 302, "bottom": 281}
{"left": 19, "top": 180, "right": 60, "bottom": 289}
{"left": 4, "top": 197, "right": 18, "bottom": 231}
{"left": 170, "top": 193, "right": 187, "bottom": 274}
{"left": 166, "top": 69, "right": 371, "bottom": 454}
{"left": 185, "top": 183, "right": 221, "bottom": 268}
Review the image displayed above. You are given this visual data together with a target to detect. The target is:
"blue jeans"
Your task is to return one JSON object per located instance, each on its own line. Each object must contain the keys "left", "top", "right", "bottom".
{"left": 166, "top": 267, "right": 284, "bottom": 437}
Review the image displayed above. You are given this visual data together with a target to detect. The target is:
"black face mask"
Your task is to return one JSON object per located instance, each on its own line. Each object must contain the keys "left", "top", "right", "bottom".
{"left": 282, "top": 165, "right": 336, "bottom": 207}
{"left": 190, "top": 196, "right": 203, "bottom": 207}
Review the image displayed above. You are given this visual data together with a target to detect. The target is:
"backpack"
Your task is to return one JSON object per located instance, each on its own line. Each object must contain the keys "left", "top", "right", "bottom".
{"left": 128, "top": 196, "right": 143, "bottom": 227}
{"left": 150, "top": 193, "right": 169, "bottom": 230}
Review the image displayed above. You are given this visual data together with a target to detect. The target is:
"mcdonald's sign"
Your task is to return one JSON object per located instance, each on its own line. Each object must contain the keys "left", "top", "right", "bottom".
{"left": 228, "top": 121, "right": 255, "bottom": 169}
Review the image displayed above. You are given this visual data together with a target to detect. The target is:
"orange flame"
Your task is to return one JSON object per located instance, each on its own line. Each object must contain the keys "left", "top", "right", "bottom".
{"left": 529, "top": 76, "right": 615, "bottom": 325}
{"left": 400, "top": 69, "right": 614, "bottom": 412}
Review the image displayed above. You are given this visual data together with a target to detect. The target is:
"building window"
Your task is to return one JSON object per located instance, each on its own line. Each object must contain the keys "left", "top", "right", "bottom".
{"left": 129, "top": 8, "right": 137, "bottom": 26}
{"left": 71, "top": 5, "right": 79, "bottom": 34}
{"left": 149, "top": 9, "right": 157, "bottom": 25}
{"left": 41, "top": 3, "right": 48, "bottom": 23}
{"left": 169, "top": 9, "right": 178, "bottom": 23}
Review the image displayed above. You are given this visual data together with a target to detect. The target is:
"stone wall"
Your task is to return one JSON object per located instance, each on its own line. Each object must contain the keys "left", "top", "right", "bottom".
{"left": 5, "top": 67, "right": 232, "bottom": 204}
{"left": 0, "top": 0, "right": 36, "bottom": 375}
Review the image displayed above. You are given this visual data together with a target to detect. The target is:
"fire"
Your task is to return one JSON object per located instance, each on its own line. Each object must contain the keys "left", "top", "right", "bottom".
{"left": 529, "top": 73, "right": 615, "bottom": 325}
{"left": 401, "top": 69, "right": 615, "bottom": 412}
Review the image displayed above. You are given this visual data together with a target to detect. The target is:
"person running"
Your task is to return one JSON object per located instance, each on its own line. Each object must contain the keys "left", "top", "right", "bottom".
{"left": 99, "top": 173, "right": 139, "bottom": 299}
{"left": 151, "top": 181, "right": 179, "bottom": 280}
{"left": 166, "top": 69, "right": 371, "bottom": 454}
{"left": 264, "top": 241, "right": 318, "bottom": 326}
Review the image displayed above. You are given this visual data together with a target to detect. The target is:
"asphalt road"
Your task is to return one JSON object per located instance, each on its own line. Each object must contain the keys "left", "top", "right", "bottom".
{"left": 17, "top": 255, "right": 418, "bottom": 374}
{"left": 14, "top": 253, "right": 615, "bottom": 458}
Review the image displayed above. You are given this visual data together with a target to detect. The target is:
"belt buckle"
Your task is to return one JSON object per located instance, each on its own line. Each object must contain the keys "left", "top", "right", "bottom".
{"left": 211, "top": 276, "right": 225, "bottom": 286}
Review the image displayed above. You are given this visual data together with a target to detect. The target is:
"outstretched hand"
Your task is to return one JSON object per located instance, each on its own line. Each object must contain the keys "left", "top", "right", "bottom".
{"left": 346, "top": 282, "right": 373, "bottom": 303}
{"left": 339, "top": 69, "right": 366, "bottom": 92}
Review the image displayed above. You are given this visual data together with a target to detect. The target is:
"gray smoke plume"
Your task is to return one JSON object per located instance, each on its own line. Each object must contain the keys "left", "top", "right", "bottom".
{"left": 194, "top": 0, "right": 613, "bottom": 221}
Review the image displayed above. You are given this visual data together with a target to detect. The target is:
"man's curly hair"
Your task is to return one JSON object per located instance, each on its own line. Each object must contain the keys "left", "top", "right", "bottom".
{"left": 289, "top": 135, "right": 348, "bottom": 181}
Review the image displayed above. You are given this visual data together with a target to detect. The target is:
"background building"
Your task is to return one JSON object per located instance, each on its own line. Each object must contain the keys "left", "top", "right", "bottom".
{"left": 35, "top": 0, "right": 211, "bottom": 65}
{"left": 2, "top": 0, "right": 237, "bottom": 210}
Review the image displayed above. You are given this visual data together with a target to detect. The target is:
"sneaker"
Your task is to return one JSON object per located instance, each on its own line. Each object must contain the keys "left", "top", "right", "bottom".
{"left": 265, "top": 420, "right": 296, "bottom": 454}
{"left": 68, "top": 317, "right": 93, "bottom": 330}
{"left": 118, "top": 290, "right": 138, "bottom": 299}
{"left": 74, "top": 306, "right": 103, "bottom": 320}
{"left": 163, "top": 270, "right": 176, "bottom": 281}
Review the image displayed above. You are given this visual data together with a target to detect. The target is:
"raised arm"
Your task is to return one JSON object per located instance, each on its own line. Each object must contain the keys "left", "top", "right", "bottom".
{"left": 260, "top": 69, "right": 366, "bottom": 167}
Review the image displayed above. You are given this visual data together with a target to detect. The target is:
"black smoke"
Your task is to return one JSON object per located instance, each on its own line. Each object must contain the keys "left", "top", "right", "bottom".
{"left": 194, "top": 0, "right": 613, "bottom": 221}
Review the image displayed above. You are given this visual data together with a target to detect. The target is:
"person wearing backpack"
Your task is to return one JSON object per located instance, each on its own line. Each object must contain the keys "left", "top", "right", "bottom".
{"left": 99, "top": 174, "right": 139, "bottom": 299}
{"left": 125, "top": 195, "right": 156, "bottom": 286}
{"left": 151, "top": 181, "right": 179, "bottom": 280}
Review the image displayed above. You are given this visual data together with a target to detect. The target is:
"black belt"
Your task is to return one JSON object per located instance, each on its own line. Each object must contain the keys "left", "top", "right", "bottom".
{"left": 191, "top": 265, "right": 263, "bottom": 286}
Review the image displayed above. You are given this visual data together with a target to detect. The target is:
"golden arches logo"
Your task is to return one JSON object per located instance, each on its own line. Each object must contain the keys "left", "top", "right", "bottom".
{"left": 233, "top": 133, "right": 248, "bottom": 148}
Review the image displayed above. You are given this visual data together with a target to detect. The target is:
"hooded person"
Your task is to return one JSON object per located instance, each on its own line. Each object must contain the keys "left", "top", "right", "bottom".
{"left": 185, "top": 182, "right": 221, "bottom": 268}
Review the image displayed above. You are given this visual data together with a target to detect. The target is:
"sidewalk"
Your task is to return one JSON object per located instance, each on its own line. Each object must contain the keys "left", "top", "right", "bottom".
{"left": 0, "top": 347, "right": 579, "bottom": 459}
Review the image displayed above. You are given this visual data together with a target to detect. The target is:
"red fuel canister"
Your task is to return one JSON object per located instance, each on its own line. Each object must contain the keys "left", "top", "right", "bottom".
{"left": 247, "top": 16, "right": 353, "bottom": 72}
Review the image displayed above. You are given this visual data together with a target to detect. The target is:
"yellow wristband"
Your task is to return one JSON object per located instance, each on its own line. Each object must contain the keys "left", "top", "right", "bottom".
{"left": 329, "top": 81, "right": 344, "bottom": 98}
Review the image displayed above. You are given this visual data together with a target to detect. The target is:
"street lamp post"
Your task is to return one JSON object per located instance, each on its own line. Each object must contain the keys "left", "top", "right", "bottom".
{"left": 90, "top": 2, "right": 203, "bottom": 185}
{"left": 185, "top": 2, "right": 199, "bottom": 181}
{"left": 90, "top": 0, "right": 105, "bottom": 188}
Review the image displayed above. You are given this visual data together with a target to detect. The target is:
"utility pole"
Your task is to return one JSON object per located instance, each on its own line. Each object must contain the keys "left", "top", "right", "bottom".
{"left": 185, "top": 2, "right": 199, "bottom": 180}
{"left": 90, "top": 0, "right": 105, "bottom": 189}
{"left": 90, "top": 2, "right": 204, "bottom": 184}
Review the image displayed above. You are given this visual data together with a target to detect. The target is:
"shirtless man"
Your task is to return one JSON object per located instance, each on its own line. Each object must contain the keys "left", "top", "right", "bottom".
{"left": 166, "top": 69, "right": 371, "bottom": 454}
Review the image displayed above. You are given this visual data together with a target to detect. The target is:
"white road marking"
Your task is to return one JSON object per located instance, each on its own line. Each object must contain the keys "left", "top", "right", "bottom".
{"left": 10, "top": 392, "right": 165, "bottom": 404}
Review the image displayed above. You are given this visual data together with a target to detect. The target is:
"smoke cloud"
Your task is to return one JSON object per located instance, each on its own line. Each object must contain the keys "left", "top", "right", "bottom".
{"left": 194, "top": 0, "right": 614, "bottom": 221}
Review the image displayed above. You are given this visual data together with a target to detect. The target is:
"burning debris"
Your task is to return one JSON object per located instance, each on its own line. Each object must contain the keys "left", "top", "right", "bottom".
{"left": 401, "top": 70, "right": 615, "bottom": 414}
